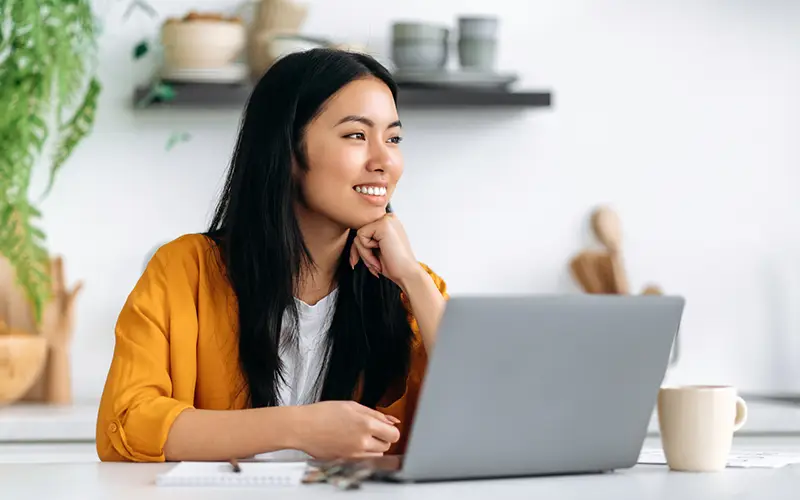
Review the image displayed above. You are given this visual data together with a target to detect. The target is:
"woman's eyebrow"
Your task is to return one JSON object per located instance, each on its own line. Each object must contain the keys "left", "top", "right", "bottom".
{"left": 335, "top": 115, "right": 402, "bottom": 129}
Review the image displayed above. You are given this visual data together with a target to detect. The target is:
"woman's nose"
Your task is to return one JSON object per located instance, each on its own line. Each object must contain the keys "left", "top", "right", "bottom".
{"left": 366, "top": 142, "right": 393, "bottom": 171}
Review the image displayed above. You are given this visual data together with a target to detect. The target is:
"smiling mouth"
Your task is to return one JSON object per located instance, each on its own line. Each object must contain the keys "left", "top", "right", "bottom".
{"left": 354, "top": 185, "right": 387, "bottom": 196}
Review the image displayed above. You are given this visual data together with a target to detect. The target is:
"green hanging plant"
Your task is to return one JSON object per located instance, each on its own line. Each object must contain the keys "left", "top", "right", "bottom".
{"left": 0, "top": 0, "right": 101, "bottom": 322}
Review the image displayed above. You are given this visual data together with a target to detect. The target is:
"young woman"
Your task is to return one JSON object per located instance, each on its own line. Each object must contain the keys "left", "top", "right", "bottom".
{"left": 96, "top": 48, "right": 448, "bottom": 462}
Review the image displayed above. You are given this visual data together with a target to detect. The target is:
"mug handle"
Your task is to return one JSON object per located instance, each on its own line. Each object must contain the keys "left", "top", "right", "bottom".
{"left": 733, "top": 396, "right": 748, "bottom": 432}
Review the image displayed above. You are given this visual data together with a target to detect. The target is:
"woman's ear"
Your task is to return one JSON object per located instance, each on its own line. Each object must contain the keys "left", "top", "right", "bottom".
{"left": 292, "top": 136, "right": 310, "bottom": 173}
{"left": 291, "top": 153, "right": 307, "bottom": 183}
{"left": 290, "top": 151, "right": 301, "bottom": 175}
{"left": 289, "top": 152, "right": 307, "bottom": 205}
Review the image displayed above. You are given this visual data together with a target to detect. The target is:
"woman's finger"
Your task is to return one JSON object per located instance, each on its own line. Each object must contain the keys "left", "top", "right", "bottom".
{"left": 354, "top": 240, "right": 381, "bottom": 277}
{"left": 353, "top": 237, "right": 382, "bottom": 273}
{"left": 357, "top": 234, "right": 379, "bottom": 249}
{"left": 351, "top": 451, "right": 385, "bottom": 459}
{"left": 349, "top": 240, "right": 359, "bottom": 269}
{"left": 363, "top": 435, "right": 393, "bottom": 454}
{"left": 355, "top": 405, "right": 400, "bottom": 425}
{"left": 367, "top": 419, "right": 401, "bottom": 445}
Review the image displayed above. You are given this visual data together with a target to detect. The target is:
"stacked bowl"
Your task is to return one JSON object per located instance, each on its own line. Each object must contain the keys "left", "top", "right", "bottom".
{"left": 391, "top": 22, "right": 450, "bottom": 71}
{"left": 457, "top": 16, "right": 498, "bottom": 71}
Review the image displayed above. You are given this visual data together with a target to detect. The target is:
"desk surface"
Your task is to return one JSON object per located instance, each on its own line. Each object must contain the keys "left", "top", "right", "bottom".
{"left": 2, "top": 437, "right": 798, "bottom": 500}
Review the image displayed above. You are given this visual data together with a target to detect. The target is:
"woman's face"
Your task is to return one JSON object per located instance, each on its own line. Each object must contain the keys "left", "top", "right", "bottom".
{"left": 298, "top": 76, "right": 403, "bottom": 230}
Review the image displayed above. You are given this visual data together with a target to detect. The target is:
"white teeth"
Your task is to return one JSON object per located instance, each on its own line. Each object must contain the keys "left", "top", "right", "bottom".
{"left": 355, "top": 186, "right": 387, "bottom": 196}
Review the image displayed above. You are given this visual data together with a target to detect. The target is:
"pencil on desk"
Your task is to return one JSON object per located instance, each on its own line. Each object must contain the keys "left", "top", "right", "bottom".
{"left": 229, "top": 458, "right": 241, "bottom": 473}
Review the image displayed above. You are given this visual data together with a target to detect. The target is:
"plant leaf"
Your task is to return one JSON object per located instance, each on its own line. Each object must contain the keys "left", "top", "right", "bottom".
{"left": 154, "top": 82, "right": 175, "bottom": 101}
{"left": 0, "top": 0, "right": 99, "bottom": 322}
{"left": 165, "top": 131, "right": 191, "bottom": 151}
{"left": 42, "top": 77, "right": 101, "bottom": 197}
{"left": 0, "top": 199, "right": 51, "bottom": 322}
{"left": 133, "top": 40, "right": 149, "bottom": 59}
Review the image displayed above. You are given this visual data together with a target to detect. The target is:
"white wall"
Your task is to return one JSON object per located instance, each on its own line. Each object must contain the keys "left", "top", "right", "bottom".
{"left": 31, "top": 0, "right": 800, "bottom": 402}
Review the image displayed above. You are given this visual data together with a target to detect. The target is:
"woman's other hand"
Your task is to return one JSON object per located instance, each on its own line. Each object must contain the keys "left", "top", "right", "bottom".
{"left": 294, "top": 401, "right": 401, "bottom": 459}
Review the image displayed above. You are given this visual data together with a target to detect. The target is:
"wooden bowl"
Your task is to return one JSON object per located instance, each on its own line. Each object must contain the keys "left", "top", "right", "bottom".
{"left": 0, "top": 333, "right": 47, "bottom": 405}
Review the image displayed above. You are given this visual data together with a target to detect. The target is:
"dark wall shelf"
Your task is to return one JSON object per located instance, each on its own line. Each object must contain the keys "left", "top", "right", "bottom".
{"left": 133, "top": 82, "right": 552, "bottom": 110}
{"left": 398, "top": 87, "right": 551, "bottom": 108}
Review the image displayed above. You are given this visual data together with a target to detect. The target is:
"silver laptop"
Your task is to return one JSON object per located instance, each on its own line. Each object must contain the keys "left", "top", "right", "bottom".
{"left": 373, "top": 294, "right": 685, "bottom": 482}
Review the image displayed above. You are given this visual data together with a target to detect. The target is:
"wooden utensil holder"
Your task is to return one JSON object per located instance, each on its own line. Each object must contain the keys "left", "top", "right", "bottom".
{"left": 0, "top": 256, "right": 82, "bottom": 405}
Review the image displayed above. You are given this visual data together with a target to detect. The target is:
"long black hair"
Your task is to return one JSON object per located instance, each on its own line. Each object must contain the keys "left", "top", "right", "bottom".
{"left": 206, "top": 48, "right": 414, "bottom": 410}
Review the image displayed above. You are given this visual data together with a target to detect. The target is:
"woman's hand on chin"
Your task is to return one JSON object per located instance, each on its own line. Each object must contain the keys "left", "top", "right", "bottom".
{"left": 349, "top": 213, "right": 423, "bottom": 289}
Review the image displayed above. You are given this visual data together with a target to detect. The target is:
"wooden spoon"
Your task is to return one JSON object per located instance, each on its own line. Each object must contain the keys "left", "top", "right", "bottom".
{"left": 591, "top": 206, "right": 630, "bottom": 294}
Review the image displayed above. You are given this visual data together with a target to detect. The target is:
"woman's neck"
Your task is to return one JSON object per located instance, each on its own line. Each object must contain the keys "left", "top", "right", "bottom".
{"left": 294, "top": 204, "right": 349, "bottom": 305}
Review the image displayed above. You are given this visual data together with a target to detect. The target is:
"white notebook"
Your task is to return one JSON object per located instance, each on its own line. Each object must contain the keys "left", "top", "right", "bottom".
{"left": 156, "top": 461, "right": 307, "bottom": 487}
{"left": 639, "top": 448, "right": 800, "bottom": 469}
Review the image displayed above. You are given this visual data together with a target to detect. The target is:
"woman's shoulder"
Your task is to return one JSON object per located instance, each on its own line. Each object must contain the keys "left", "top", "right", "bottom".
{"left": 147, "top": 233, "right": 218, "bottom": 269}
{"left": 142, "top": 233, "right": 225, "bottom": 289}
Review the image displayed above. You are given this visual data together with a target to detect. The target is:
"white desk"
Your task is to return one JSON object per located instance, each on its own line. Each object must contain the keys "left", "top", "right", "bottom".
{"left": 1, "top": 437, "right": 799, "bottom": 500}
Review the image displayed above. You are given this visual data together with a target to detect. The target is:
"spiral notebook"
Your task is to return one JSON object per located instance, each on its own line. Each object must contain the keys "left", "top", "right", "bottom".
{"left": 156, "top": 461, "right": 307, "bottom": 487}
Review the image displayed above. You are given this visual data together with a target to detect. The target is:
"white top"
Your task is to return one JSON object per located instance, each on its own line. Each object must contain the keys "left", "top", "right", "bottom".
{"left": 276, "top": 290, "right": 337, "bottom": 407}
{"left": 255, "top": 291, "right": 336, "bottom": 462}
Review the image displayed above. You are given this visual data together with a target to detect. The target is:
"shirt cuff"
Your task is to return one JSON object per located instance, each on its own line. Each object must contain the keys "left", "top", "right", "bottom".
{"left": 105, "top": 397, "right": 194, "bottom": 462}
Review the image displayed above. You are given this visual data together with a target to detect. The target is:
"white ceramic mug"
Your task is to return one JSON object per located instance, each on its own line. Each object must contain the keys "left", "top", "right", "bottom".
{"left": 657, "top": 386, "right": 748, "bottom": 472}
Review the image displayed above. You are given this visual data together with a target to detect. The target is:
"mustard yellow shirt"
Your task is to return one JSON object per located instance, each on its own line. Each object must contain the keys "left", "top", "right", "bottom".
{"left": 96, "top": 234, "right": 447, "bottom": 462}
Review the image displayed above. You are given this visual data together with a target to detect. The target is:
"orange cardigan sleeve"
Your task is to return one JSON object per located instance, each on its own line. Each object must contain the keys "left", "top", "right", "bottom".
{"left": 96, "top": 243, "right": 199, "bottom": 462}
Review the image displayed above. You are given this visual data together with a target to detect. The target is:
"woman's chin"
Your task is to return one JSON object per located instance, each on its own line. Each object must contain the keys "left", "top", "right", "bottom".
{"left": 343, "top": 209, "right": 389, "bottom": 229}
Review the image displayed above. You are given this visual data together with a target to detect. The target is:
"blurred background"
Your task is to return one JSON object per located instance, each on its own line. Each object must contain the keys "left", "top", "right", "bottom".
{"left": 1, "top": 0, "right": 799, "bottom": 431}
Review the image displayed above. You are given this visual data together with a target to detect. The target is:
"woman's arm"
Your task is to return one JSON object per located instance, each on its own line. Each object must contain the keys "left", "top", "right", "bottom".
{"left": 165, "top": 402, "right": 400, "bottom": 461}
{"left": 164, "top": 407, "right": 299, "bottom": 461}
{"left": 398, "top": 267, "right": 447, "bottom": 353}
{"left": 349, "top": 214, "right": 449, "bottom": 352}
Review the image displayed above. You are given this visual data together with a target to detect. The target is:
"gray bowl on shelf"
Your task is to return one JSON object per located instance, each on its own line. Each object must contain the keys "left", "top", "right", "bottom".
{"left": 392, "top": 21, "right": 449, "bottom": 41}
{"left": 391, "top": 21, "right": 450, "bottom": 71}
{"left": 392, "top": 39, "right": 449, "bottom": 70}
{"left": 457, "top": 16, "right": 499, "bottom": 39}
{"left": 458, "top": 38, "right": 497, "bottom": 70}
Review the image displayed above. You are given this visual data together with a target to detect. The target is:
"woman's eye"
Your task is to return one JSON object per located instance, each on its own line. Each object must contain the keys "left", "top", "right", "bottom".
{"left": 345, "top": 132, "right": 365, "bottom": 140}
{"left": 388, "top": 136, "right": 403, "bottom": 144}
